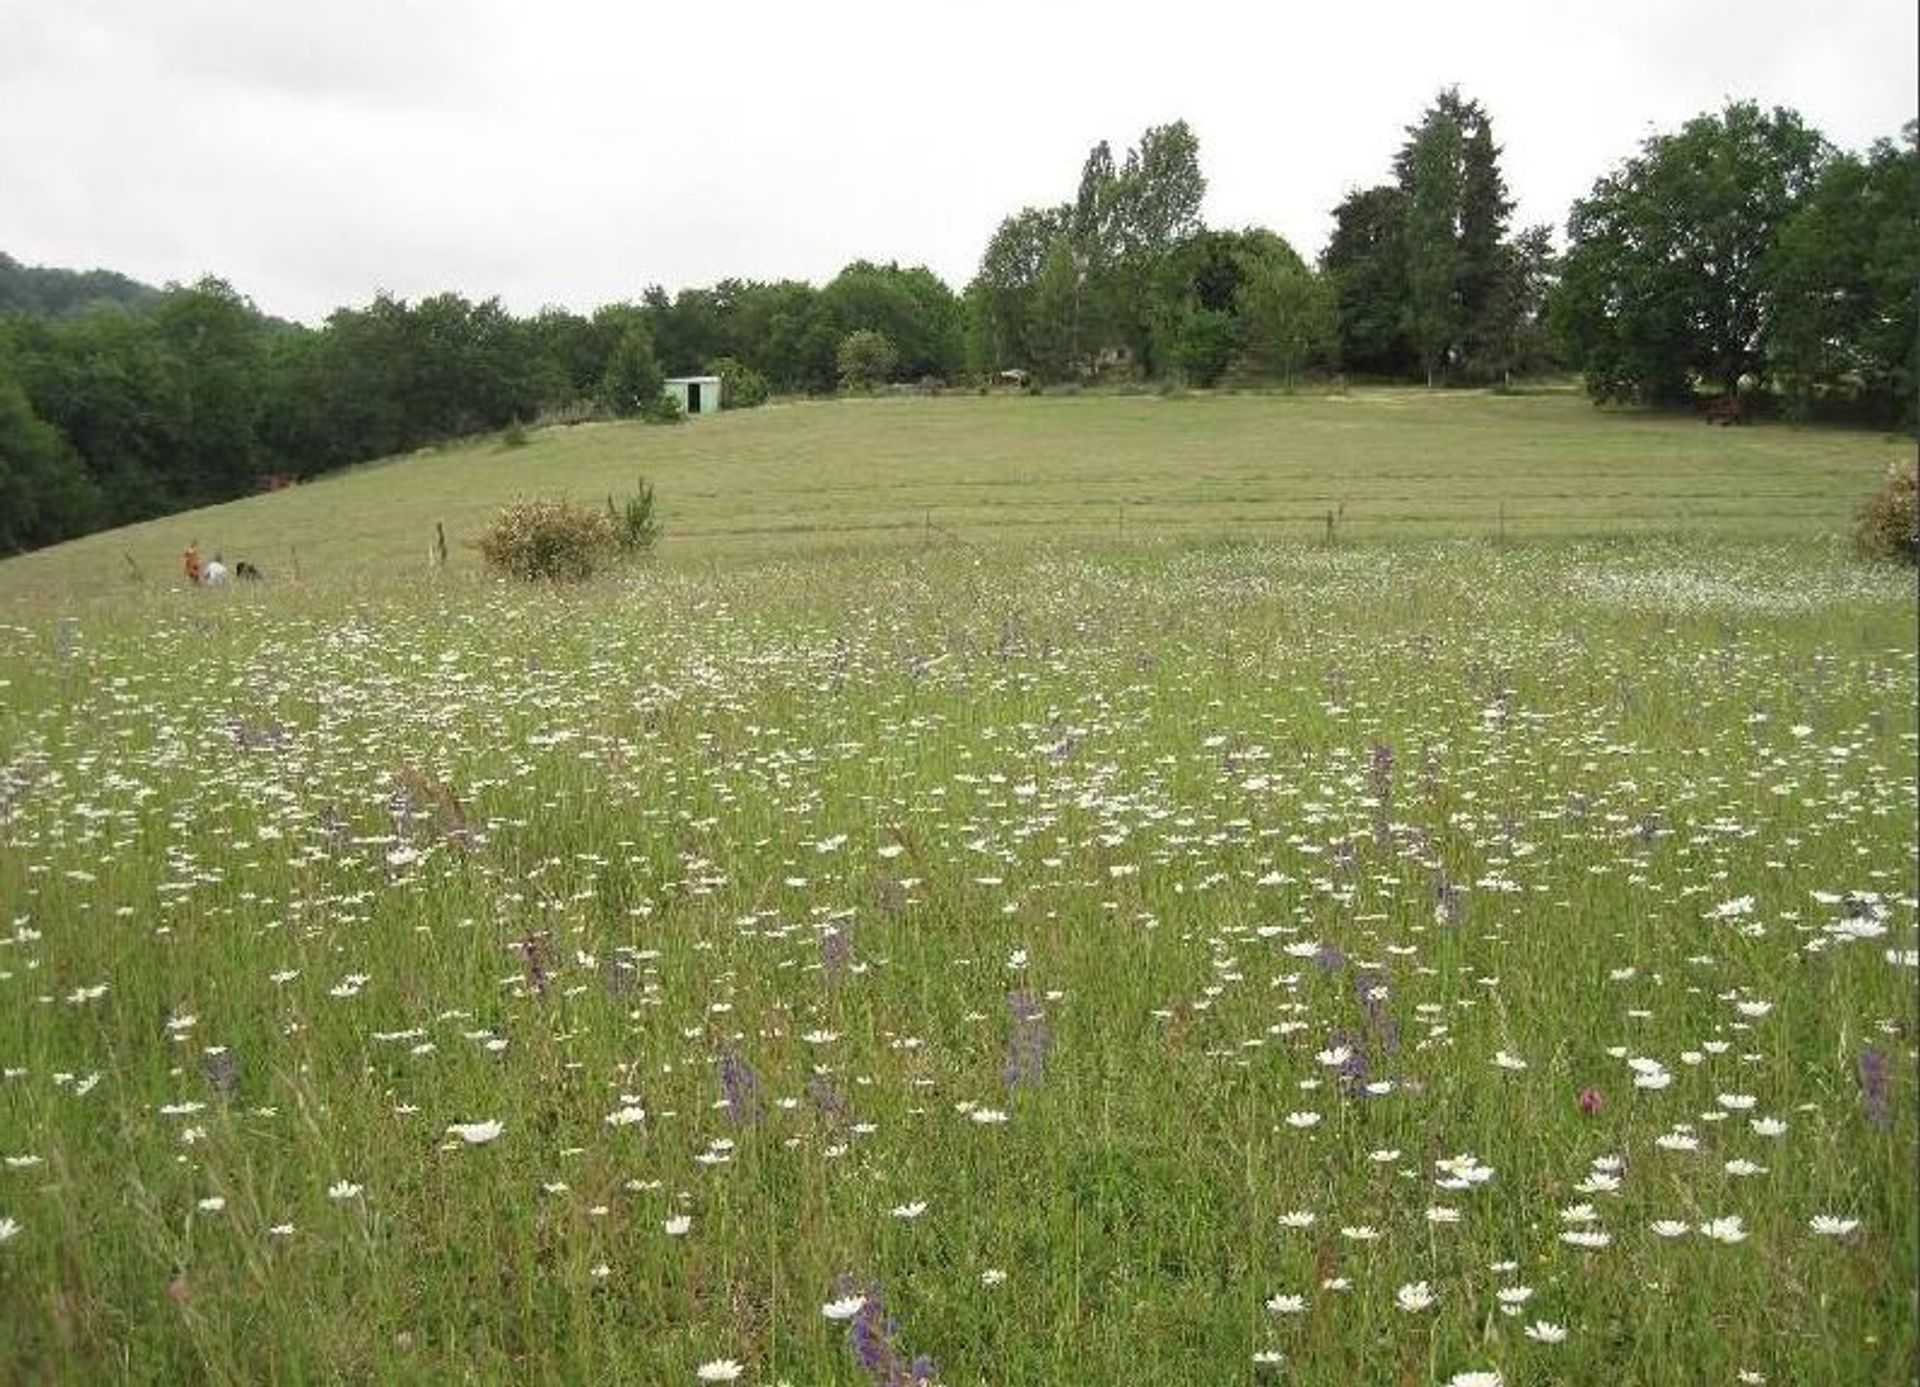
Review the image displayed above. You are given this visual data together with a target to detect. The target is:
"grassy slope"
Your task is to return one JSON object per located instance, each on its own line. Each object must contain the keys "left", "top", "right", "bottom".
{"left": 0, "top": 390, "right": 1906, "bottom": 607}
{"left": 0, "top": 394, "right": 1913, "bottom": 1384}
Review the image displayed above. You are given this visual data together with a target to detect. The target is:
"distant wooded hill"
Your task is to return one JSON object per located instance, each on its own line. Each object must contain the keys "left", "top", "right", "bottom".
{"left": 0, "top": 252, "right": 160, "bottom": 319}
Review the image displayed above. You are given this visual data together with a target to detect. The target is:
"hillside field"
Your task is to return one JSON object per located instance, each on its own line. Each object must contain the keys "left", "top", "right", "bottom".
{"left": 0, "top": 389, "right": 1909, "bottom": 605}
{"left": 0, "top": 393, "right": 1914, "bottom": 1384}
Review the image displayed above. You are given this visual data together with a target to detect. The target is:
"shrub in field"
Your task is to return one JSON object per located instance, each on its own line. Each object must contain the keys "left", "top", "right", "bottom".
{"left": 837, "top": 329, "right": 897, "bottom": 392}
{"left": 606, "top": 477, "right": 660, "bottom": 553}
{"left": 641, "top": 392, "right": 685, "bottom": 425}
{"left": 476, "top": 498, "right": 619, "bottom": 581}
{"left": 708, "top": 356, "right": 770, "bottom": 409}
{"left": 1853, "top": 456, "right": 1917, "bottom": 564}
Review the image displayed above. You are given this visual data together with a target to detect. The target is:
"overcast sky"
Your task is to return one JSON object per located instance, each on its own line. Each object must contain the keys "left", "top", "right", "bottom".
{"left": 2, "top": 0, "right": 1913, "bottom": 325}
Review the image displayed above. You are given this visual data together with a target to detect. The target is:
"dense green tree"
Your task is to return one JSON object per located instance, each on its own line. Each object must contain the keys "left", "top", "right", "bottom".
{"left": 1766, "top": 124, "right": 1918, "bottom": 423}
{"left": 1110, "top": 121, "right": 1207, "bottom": 373}
{"left": 706, "top": 355, "right": 769, "bottom": 408}
{"left": 12, "top": 306, "right": 188, "bottom": 522}
{"left": 1235, "top": 236, "right": 1336, "bottom": 385}
{"left": 835, "top": 329, "right": 897, "bottom": 391}
{"left": 970, "top": 121, "right": 1208, "bottom": 380}
{"left": 0, "top": 252, "right": 159, "bottom": 318}
{"left": 968, "top": 205, "right": 1069, "bottom": 373}
{"left": 1148, "top": 229, "right": 1248, "bottom": 385}
{"left": 1556, "top": 101, "right": 1829, "bottom": 403}
{"left": 599, "top": 324, "right": 665, "bottom": 417}
{"left": 1397, "top": 100, "right": 1466, "bottom": 384}
{"left": 1026, "top": 237, "right": 1084, "bottom": 382}
{"left": 820, "top": 262, "right": 962, "bottom": 382}
{"left": 150, "top": 279, "right": 266, "bottom": 498}
{"left": 1321, "top": 185, "right": 1417, "bottom": 378}
{"left": 644, "top": 285, "right": 730, "bottom": 377}
{"left": 1392, "top": 89, "right": 1515, "bottom": 384}
{"left": 1480, "top": 224, "right": 1560, "bottom": 383}
{"left": 0, "top": 349, "right": 99, "bottom": 551}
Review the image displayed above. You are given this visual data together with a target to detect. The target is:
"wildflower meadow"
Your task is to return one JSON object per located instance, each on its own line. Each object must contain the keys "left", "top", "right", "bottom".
{"left": 0, "top": 403, "right": 1915, "bottom": 1384}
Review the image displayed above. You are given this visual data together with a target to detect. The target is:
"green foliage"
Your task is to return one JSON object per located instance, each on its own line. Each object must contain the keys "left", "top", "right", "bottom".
{"left": 0, "top": 360, "right": 99, "bottom": 552}
{"left": 0, "top": 250, "right": 159, "bottom": 318}
{"left": 606, "top": 476, "right": 661, "bottom": 552}
{"left": 820, "top": 262, "right": 964, "bottom": 383}
{"left": 1394, "top": 90, "right": 1516, "bottom": 384}
{"left": 1853, "top": 456, "right": 1918, "bottom": 564}
{"left": 475, "top": 497, "right": 619, "bottom": 581}
{"left": 1766, "top": 125, "right": 1918, "bottom": 425}
{"left": 1322, "top": 185, "right": 1418, "bottom": 378}
{"left": 1557, "top": 101, "right": 1829, "bottom": 403}
{"left": 1323, "top": 91, "right": 1535, "bottom": 386}
{"left": 706, "top": 356, "right": 769, "bottom": 409}
{"left": 640, "top": 392, "right": 684, "bottom": 425}
{"left": 968, "top": 205, "right": 1069, "bottom": 375}
{"left": 967, "top": 122, "right": 1207, "bottom": 381}
{"left": 1025, "top": 239, "right": 1083, "bottom": 382}
{"left": 836, "top": 329, "right": 898, "bottom": 391}
{"left": 499, "top": 418, "right": 529, "bottom": 448}
{"left": 598, "top": 325, "right": 666, "bottom": 419}
{"left": 1235, "top": 247, "right": 1335, "bottom": 385}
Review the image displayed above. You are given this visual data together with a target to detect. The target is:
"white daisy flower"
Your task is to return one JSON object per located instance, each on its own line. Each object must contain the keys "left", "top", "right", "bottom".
{"left": 1699, "top": 1216, "right": 1748, "bottom": 1244}
{"left": 1395, "top": 1280, "right": 1436, "bottom": 1312}
{"left": 821, "top": 1294, "right": 867, "bottom": 1320}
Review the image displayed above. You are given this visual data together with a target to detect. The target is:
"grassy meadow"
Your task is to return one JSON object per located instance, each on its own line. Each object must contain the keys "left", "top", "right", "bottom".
{"left": 0, "top": 388, "right": 1910, "bottom": 604}
{"left": 0, "top": 392, "right": 1914, "bottom": 1385}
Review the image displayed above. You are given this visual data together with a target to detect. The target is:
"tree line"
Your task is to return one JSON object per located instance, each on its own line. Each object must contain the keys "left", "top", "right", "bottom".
{"left": 2, "top": 91, "right": 1913, "bottom": 554}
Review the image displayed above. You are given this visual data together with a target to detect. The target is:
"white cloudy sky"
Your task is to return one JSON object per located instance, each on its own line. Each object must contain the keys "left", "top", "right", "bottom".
{"left": 2, "top": 0, "right": 1913, "bottom": 324}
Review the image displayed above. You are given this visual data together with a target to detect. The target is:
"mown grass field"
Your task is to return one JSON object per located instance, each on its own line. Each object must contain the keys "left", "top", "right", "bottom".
{"left": 0, "top": 388, "right": 1908, "bottom": 604}
{"left": 1, "top": 393, "right": 1914, "bottom": 1385}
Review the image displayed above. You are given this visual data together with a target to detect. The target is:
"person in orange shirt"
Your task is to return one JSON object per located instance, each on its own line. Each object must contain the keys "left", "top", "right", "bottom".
{"left": 183, "top": 540, "right": 203, "bottom": 586}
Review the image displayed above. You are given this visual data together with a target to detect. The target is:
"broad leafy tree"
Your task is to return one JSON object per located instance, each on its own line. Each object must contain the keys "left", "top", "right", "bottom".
{"left": 1556, "top": 101, "right": 1829, "bottom": 404}
{"left": 1766, "top": 124, "right": 1918, "bottom": 423}
{"left": 0, "top": 346, "right": 99, "bottom": 551}
{"left": 836, "top": 329, "right": 897, "bottom": 391}
{"left": 1236, "top": 233, "right": 1336, "bottom": 385}
{"left": 1321, "top": 185, "right": 1417, "bottom": 378}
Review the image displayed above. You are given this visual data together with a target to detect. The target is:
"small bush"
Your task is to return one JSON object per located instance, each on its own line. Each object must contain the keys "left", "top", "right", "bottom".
{"left": 1853, "top": 456, "right": 1918, "bottom": 565}
{"left": 708, "top": 356, "right": 770, "bottom": 409}
{"left": 476, "top": 498, "right": 619, "bottom": 582}
{"left": 498, "top": 418, "right": 529, "bottom": 449}
{"left": 641, "top": 393, "right": 684, "bottom": 425}
{"left": 607, "top": 477, "right": 660, "bottom": 553}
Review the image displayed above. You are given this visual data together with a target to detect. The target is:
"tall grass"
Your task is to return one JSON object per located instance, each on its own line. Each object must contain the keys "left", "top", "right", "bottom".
{"left": 0, "top": 535, "right": 1912, "bottom": 1384}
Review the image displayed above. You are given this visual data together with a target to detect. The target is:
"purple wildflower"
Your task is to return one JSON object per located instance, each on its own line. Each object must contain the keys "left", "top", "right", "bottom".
{"left": 821, "top": 925, "right": 854, "bottom": 977}
{"left": 718, "top": 1050, "right": 762, "bottom": 1124}
{"left": 1003, "top": 991, "right": 1051, "bottom": 1090}
{"left": 1859, "top": 1046, "right": 1892, "bottom": 1128}
{"left": 845, "top": 1284, "right": 934, "bottom": 1386}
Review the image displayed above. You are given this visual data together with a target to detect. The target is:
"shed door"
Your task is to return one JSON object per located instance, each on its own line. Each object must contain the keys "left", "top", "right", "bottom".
{"left": 687, "top": 382, "right": 702, "bottom": 414}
